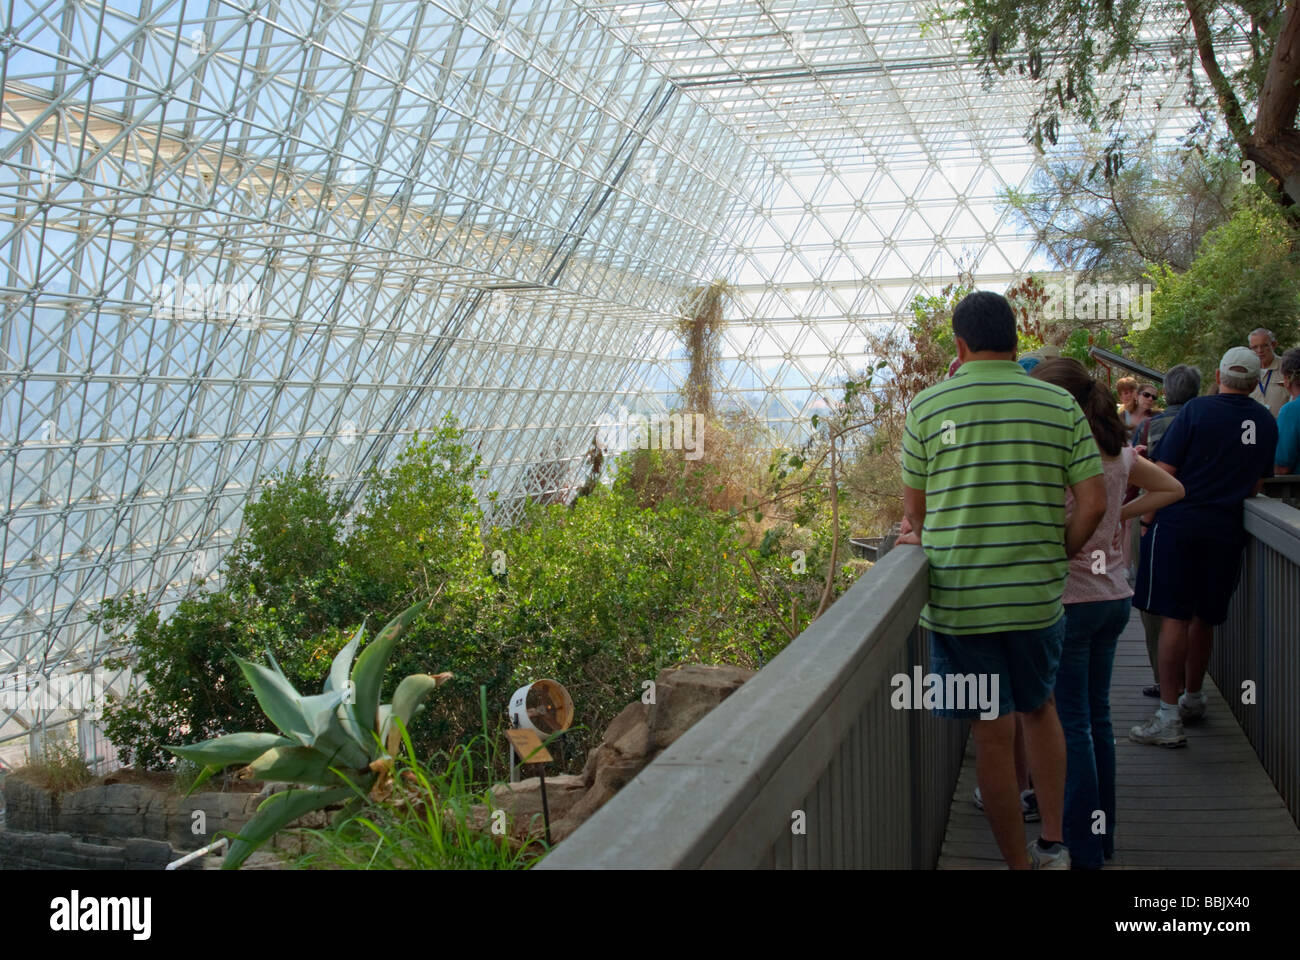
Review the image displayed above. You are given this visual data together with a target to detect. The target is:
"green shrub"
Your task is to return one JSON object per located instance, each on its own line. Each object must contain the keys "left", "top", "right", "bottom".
{"left": 1132, "top": 187, "right": 1300, "bottom": 378}
{"left": 96, "top": 417, "right": 488, "bottom": 769}
{"left": 96, "top": 410, "right": 864, "bottom": 786}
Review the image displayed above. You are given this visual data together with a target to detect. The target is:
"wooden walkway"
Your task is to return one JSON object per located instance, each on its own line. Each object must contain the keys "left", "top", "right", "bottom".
{"left": 938, "top": 611, "right": 1300, "bottom": 869}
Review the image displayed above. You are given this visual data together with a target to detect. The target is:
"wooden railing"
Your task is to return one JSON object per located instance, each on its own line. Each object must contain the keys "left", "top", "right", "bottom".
{"left": 1214, "top": 497, "right": 1300, "bottom": 827}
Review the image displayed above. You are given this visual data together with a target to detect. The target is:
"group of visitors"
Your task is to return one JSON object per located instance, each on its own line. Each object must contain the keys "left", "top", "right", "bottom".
{"left": 1115, "top": 376, "right": 1161, "bottom": 433}
{"left": 897, "top": 292, "right": 1287, "bottom": 870}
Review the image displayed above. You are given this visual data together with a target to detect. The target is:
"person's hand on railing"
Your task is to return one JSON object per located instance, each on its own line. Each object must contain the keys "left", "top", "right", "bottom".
{"left": 897, "top": 514, "right": 921, "bottom": 546}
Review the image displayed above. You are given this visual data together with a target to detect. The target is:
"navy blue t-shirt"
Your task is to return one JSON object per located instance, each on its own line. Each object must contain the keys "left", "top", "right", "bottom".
{"left": 1152, "top": 393, "right": 1278, "bottom": 537}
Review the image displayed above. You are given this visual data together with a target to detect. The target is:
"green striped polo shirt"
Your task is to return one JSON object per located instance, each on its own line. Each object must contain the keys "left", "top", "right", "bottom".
{"left": 901, "top": 360, "right": 1102, "bottom": 635}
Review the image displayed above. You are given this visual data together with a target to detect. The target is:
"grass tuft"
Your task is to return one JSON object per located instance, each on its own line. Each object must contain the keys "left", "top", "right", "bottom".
{"left": 17, "top": 738, "right": 94, "bottom": 794}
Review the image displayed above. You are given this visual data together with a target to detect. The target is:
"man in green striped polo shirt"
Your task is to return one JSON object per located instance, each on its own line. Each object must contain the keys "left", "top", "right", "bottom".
{"left": 897, "top": 290, "right": 1106, "bottom": 869}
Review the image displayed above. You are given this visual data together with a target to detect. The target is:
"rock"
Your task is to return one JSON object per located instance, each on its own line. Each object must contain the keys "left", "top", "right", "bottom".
{"left": 645, "top": 664, "right": 755, "bottom": 751}
{"left": 489, "top": 773, "right": 587, "bottom": 838}
{"left": 580, "top": 701, "right": 650, "bottom": 787}
{"left": 513, "top": 663, "right": 754, "bottom": 847}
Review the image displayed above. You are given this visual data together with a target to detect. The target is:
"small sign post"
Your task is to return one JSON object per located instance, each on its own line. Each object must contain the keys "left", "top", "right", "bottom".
{"left": 504, "top": 728, "right": 554, "bottom": 844}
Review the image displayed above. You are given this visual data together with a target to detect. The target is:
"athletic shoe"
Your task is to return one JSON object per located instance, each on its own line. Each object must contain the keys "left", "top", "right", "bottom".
{"left": 973, "top": 786, "right": 1041, "bottom": 821}
{"left": 1129, "top": 713, "right": 1187, "bottom": 747}
{"left": 1027, "top": 839, "right": 1070, "bottom": 870}
{"left": 1141, "top": 684, "right": 1160, "bottom": 698}
{"left": 1178, "top": 693, "right": 1207, "bottom": 724}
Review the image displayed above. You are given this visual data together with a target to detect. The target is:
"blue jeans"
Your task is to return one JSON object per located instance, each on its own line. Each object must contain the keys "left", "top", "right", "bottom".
{"left": 1056, "top": 597, "right": 1131, "bottom": 869}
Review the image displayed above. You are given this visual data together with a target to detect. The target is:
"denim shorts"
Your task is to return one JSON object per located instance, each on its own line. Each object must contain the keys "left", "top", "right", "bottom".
{"left": 928, "top": 617, "right": 1066, "bottom": 720}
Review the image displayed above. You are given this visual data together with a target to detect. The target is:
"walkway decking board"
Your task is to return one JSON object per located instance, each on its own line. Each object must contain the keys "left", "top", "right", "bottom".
{"left": 937, "top": 612, "right": 1300, "bottom": 869}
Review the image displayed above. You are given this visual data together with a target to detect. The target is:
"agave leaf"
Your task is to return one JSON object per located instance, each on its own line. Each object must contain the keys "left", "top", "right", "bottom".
{"left": 334, "top": 701, "right": 369, "bottom": 756}
{"left": 376, "top": 704, "right": 393, "bottom": 752}
{"left": 323, "top": 620, "right": 366, "bottom": 695}
{"left": 185, "top": 765, "right": 220, "bottom": 798}
{"left": 265, "top": 649, "right": 288, "bottom": 680}
{"left": 239, "top": 745, "right": 366, "bottom": 787}
{"left": 300, "top": 687, "right": 370, "bottom": 768}
{"left": 329, "top": 795, "right": 367, "bottom": 828}
{"left": 165, "top": 732, "right": 296, "bottom": 770}
{"left": 222, "top": 786, "right": 354, "bottom": 870}
{"left": 301, "top": 687, "right": 349, "bottom": 740}
{"left": 233, "top": 655, "right": 312, "bottom": 744}
{"left": 383, "top": 673, "right": 452, "bottom": 755}
{"left": 350, "top": 595, "right": 436, "bottom": 736}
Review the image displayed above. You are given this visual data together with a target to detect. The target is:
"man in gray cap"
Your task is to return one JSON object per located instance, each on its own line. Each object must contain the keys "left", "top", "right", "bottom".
{"left": 1130, "top": 347, "right": 1278, "bottom": 747}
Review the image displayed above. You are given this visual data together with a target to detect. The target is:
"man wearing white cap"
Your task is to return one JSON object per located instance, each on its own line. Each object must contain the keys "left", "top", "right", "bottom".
{"left": 1130, "top": 347, "right": 1278, "bottom": 747}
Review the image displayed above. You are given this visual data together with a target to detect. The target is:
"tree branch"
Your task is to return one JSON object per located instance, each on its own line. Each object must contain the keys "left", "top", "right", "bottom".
{"left": 1254, "top": 0, "right": 1300, "bottom": 143}
{"left": 1185, "top": 0, "right": 1253, "bottom": 151}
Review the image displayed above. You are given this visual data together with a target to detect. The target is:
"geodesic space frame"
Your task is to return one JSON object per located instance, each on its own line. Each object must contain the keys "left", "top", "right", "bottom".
{"left": 0, "top": 0, "right": 1219, "bottom": 755}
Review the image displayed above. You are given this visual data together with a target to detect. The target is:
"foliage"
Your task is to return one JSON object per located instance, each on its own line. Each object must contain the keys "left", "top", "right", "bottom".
{"left": 165, "top": 598, "right": 451, "bottom": 869}
{"left": 900, "top": 281, "right": 967, "bottom": 402}
{"left": 952, "top": 0, "right": 1280, "bottom": 159}
{"left": 1061, "top": 327, "right": 1120, "bottom": 370}
{"left": 97, "top": 385, "right": 883, "bottom": 809}
{"left": 1001, "top": 142, "right": 1239, "bottom": 277}
{"left": 17, "top": 737, "right": 94, "bottom": 794}
{"left": 483, "top": 477, "right": 813, "bottom": 767}
{"left": 1131, "top": 186, "right": 1300, "bottom": 377}
{"left": 345, "top": 418, "right": 488, "bottom": 610}
{"left": 96, "top": 416, "right": 487, "bottom": 770}
{"left": 613, "top": 411, "right": 774, "bottom": 517}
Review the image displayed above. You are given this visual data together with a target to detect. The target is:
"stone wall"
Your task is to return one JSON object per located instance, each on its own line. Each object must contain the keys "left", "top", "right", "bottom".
{"left": 3, "top": 776, "right": 261, "bottom": 849}
{"left": 0, "top": 831, "right": 175, "bottom": 870}
{"left": 0, "top": 775, "right": 265, "bottom": 869}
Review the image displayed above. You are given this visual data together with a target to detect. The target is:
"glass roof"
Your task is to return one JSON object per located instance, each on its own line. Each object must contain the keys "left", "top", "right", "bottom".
{"left": 0, "top": 0, "right": 1223, "bottom": 746}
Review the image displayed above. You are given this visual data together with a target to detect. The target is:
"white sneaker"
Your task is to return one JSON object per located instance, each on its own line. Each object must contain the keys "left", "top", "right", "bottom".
{"left": 1027, "top": 839, "right": 1070, "bottom": 870}
{"left": 1178, "top": 693, "right": 1207, "bottom": 724}
{"left": 1129, "top": 712, "right": 1187, "bottom": 747}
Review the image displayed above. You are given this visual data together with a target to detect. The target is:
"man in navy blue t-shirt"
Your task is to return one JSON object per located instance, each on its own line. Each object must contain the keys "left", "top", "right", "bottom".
{"left": 1131, "top": 347, "right": 1278, "bottom": 747}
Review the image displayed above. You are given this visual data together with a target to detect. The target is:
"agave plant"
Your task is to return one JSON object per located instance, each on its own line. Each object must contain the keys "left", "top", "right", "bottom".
{"left": 165, "top": 595, "right": 452, "bottom": 869}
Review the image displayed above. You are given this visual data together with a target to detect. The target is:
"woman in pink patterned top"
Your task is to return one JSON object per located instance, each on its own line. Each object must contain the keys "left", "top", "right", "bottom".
{"left": 1030, "top": 358, "right": 1184, "bottom": 869}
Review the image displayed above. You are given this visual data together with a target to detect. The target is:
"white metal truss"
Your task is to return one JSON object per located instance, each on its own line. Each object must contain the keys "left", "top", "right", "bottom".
{"left": 0, "top": 0, "right": 1229, "bottom": 754}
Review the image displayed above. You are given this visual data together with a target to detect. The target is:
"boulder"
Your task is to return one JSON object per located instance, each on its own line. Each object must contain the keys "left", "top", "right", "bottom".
{"left": 646, "top": 663, "right": 755, "bottom": 750}
{"left": 530, "top": 663, "right": 755, "bottom": 846}
{"left": 488, "top": 773, "right": 587, "bottom": 839}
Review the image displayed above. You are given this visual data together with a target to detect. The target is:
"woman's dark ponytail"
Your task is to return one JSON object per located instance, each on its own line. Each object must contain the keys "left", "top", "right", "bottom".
{"left": 1031, "top": 357, "right": 1126, "bottom": 456}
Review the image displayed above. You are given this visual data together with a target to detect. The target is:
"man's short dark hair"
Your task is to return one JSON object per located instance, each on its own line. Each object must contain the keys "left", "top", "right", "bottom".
{"left": 952, "top": 291, "right": 1017, "bottom": 353}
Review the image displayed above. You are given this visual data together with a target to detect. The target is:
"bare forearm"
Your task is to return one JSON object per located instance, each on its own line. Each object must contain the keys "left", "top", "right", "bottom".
{"left": 900, "top": 485, "right": 926, "bottom": 546}
{"left": 1120, "top": 490, "right": 1181, "bottom": 521}
{"left": 1065, "top": 507, "right": 1105, "bottom": 558}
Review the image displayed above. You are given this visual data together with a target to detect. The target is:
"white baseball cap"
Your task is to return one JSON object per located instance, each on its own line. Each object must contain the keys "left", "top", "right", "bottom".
{"left": 1220, "top": 346, "right": 1260, "bottom": 378}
